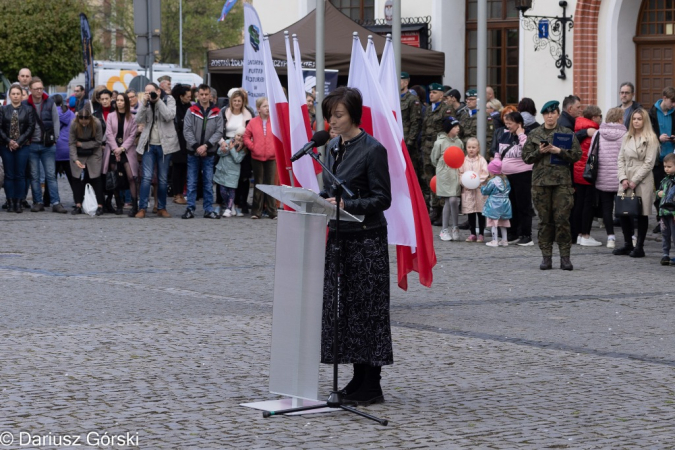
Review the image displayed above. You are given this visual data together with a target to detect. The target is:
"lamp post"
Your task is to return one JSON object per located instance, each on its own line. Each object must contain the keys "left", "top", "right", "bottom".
{"left": 517, "top": 0, "right": 574, "bottom": 80}
{"left": 179, "top": 0, "right": 183, "bottom": 67}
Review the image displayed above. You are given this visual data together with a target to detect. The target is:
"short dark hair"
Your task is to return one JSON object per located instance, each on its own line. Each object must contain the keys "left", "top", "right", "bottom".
{"left": 125, "top": 88, "right": 136, "bottom": 95}
{"left": 29, "top": 76, "right": 43, "bottom": 88}
{"left": 198, "top": 83, "right": 211, "bottom": 92}
{"left": 504, "top": 111, "right": 524, "bottom": 126}
{"left": 562, "top": 95, "right": 581, "bottom": 111}
{"left": 664, "top": 153, "right": 675, "bottom": 164}
{"left": 76, "top": 85, "right": 85, "bottom": 91}
{"left": 146, "top": 82, "right": 160, "bottom": 91}
{"left": 322, "top": 86, "right": 363, "bottom": 126}
{"left": 517, "top": 97, "right": 536, "bottom": 116}
{"left": 583, "top": 105, "right": 602, "bottom": 120}
{"left": 663, "top": 87, "right": 675, "bottom": 101}
{"left": 97, "top": 89, "right": 113, "bottom": 99}
{"left": 620, "top": 82, "right": 635, "bottom": 94}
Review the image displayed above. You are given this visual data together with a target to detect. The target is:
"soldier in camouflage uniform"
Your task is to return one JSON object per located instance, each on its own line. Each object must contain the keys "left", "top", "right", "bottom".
{"left": 420, "top": 83, "right": 454, "bottom": 222}
{"left": 400, "top": 72, "right": 422, "bottom": 184}
{"left": 522, "top": 100, "right": 582, "bottom": 271}
{"left": 459, "top": 89, "right": 478, "bottom": 145}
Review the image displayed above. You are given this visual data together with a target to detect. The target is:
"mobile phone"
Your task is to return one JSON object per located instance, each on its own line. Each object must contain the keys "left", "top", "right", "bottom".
{"left": 540, "top": 140, "right": 549, "bottom": 146}
{"left": 670, "top": 136, "right": 675, "bottom": 141}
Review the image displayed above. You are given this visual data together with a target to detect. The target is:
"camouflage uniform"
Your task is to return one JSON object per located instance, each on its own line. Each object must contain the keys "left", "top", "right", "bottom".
{"left": 521, "top": 124, "right": 582, "bottom": 257}
{"left": 400, "top": 91, "right": 422, "bottom": 181}
{"left": 460, "top": 113, "right": 495, "bottom": 150}
{"left": 420, "top": 102, "right": 454, "bottom": 207}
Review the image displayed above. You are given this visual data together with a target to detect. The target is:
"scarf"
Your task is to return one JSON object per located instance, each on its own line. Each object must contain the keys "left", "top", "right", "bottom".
{"left": 9, "top": 108, "right": 19, "bottom": 141}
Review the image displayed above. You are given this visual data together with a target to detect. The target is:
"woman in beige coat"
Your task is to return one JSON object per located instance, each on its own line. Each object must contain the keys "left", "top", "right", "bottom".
{"left": 69, "top": 108, "right": 104, "bottom": 215}
{"left": 613, "top": 108, "right": 659, "bottom": 257}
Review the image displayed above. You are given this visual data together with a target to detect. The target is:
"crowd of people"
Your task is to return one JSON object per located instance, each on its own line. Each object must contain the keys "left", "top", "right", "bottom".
{"left": 400, "top": 76, "right": 675, "bottom": 268}
{"left": 2, "top": 67, "right": 675, "bottom": 269}
{"left": 0, "top": 68, "right": 280, "bottom": 221}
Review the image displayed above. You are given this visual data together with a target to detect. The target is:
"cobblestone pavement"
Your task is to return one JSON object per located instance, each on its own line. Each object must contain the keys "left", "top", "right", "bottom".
{"left": 1, "top": 179, "right": 675, "bottom": 449}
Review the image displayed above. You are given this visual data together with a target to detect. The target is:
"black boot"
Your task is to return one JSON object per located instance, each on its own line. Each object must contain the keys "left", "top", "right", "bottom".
{"left": 629, "top": 231, "right": 646, "bottom": 258}
{"left": 540, "top": 256, "right": 552, "bottom": 270}
{"left": 104, "top": 195, "right": 115, "bottom": 214}
{"left": 128, "top": 197, "right": 138, "bottom": 218}
{"left": 114, "top": 191, "right": 123, "bottom": 215}
{"left": 1, "top": 199, "right": 9, "bottom": 210}
{"left": 343, "top": 365, "right": 384, "bottom": 406}
{"left": 613, "top": 219, "right": 634, "bottom": 255}
{"left": 560, "top": 256, "right": 573, "bottom": 271}
{"left": 339, "top": 363, "right": 367, "bottom": 396}
{"left": 14, "top": 198, "right": 23, "bottom": 214}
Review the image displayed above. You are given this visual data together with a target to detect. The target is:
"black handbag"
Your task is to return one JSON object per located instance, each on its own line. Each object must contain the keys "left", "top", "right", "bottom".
{"left": 105, "top": 169, "right": 118, "bottom": 191}
{"left": 614, "top": 192, "right": 642, "bottom": 217}
{"left": 582, "top": 134, "right": 600, "bottom": 183}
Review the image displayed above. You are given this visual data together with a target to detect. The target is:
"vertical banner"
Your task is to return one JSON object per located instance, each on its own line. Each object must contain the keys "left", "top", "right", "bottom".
{"left": 242, "top": 4, "right": 265, "bottom": 111}
{"left": 79, "top": 13, "right": 95, "bottom": 99}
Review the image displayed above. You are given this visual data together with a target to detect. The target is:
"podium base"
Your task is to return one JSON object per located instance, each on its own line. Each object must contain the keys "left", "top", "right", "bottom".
{"left": 240, "top": 398, "right": 339, "bottom": 416}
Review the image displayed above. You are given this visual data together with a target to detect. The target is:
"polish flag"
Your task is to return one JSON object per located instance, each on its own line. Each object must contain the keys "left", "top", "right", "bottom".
{"left": 379, "top": 35, "right": 436, "bottom": 290}
{"left": 262, "top": 35, "right": 294, "bottom": 187}
{"left": 365, "top": 36, "right": 380, "bottom": 74}
{"left": 348, "top": 33, "right": 435, "bottom": 289}
{"left": 285, "top": 33, "right": 320, "bottom": 191}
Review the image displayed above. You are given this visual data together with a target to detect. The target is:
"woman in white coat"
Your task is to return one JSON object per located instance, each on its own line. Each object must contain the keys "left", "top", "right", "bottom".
{"left": 613, "top": 108, "right": 659, "bottom": 257}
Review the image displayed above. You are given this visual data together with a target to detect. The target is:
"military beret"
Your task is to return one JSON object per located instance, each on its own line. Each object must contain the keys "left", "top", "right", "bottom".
{"left": 540, "top": 100, "right": 560, "bottom": 114}
{"left": 429, "top": 82, "right": 444, "bottom": 92}
{"left": 400, "top": 72, "right": 410, "bottom": 79}
{"left": 465, "top": 89, "right": 478, "bottom": 99}
{"left": 157, "top": 75, "right": 172, "bottom": 82}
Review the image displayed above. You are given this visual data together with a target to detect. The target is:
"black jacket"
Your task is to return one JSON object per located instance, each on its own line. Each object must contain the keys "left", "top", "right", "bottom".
{"left": 559, "top": 110, "right": 589, "bottom": 142}
{"left": 173, "top": 99, "right": 190, "bottom": 164}
{"left": 0, "top": 103, "right": 36, "bottom": 147}
{"left": 321, "top": 131, "right": 392, "bottom": 233}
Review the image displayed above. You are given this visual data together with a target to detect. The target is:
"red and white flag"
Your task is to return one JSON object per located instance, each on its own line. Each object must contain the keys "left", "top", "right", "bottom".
{"left": 348, "top": 34, "right": 436, "bottom": 290}
{"left": 262, "top": 35, "right": 295, "bottom": 187}
{"left": 285, "top": 33, "right": 320, "bottom": 192}
{"left": 365, "top": 36, "right": 380, "bottom": 74}
{"left": 379, "top": 35, "right": 436, "bottom": 290}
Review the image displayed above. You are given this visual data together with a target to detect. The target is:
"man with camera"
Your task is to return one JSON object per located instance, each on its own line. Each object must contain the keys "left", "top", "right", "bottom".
{"left": 134, "top": 82, "right": 179, "bottom": 218}
{"left": 25, "top": 77, "right": 68, "bottom": 213}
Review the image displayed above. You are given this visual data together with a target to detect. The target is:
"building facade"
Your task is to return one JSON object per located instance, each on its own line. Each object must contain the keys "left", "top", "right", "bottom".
{"left": 251, "top": 0, "right": 671, "bottom": 115}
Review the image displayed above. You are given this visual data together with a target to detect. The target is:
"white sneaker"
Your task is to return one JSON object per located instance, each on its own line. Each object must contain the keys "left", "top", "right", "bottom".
{"left": 235, "top": 207, "right": 244, "bottom": 217}
{"left": 440, "top": 229, "right": 451, "bottom": 241}
{"left": 606, "top": 235, "right": 615, "bottom": 249}
{"left": 485, "top": 240, "right": 499, "bottom": 247}
{"left": 580, "top": 236, "right": 602, "bottom": 247}
{"left": 223, "top": 209, "right": 232, "bottom": 218}
{"left": 576, "top": 235, "right": 582, "bottom": 245}
{"left": 451, "top": 227, "right": 460, "bottom": 241}
{"left": 499, "top": 240, "right": 509, "bottom": 247}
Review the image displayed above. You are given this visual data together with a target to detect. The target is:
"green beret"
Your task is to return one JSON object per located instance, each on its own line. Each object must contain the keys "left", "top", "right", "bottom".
{"left": 541, "top": 100, "right": 560, "bottom": 114}
{"left": 401, "top": 72, "right": 410, "bottom": 79}
{"left": 465, "top": 89, "right": 477, "bottom": 98}
{"left": 429, "top": 82, "right": 444, "bottom": 92}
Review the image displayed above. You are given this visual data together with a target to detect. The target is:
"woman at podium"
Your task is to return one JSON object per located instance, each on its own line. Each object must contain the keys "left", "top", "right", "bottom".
{"left": 319, "top": 87, "right": 393, "bottom": 406}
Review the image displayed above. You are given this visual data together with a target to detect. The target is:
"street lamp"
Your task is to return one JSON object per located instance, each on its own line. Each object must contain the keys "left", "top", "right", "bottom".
{"left": 518, "top": 0, "right": 574, "bottom": 80}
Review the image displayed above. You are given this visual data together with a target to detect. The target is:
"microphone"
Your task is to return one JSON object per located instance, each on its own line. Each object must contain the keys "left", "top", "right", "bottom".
{"left": 289, "top": 130, "right": 331, "bottom": 162}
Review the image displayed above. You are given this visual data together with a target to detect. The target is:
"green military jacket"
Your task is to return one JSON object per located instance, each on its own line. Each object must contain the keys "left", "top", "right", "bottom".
{"left": 521, "top": 124, "right": 582, "bottom": 186}
{"left": 400, "top": 91, "right": 422, "bottom": 149}
{"left": 420, "top": 102, "right": 454, "bottom": 154}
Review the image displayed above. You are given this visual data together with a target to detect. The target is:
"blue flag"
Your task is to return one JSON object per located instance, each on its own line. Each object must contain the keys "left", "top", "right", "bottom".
{"left": 218, "top": 0, "right": 238, "bottom": 21}
{"left": 79, "top": 13, "right": 94, "bottom": 99}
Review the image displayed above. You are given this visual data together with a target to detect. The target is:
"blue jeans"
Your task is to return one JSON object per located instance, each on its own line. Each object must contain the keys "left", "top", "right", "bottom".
{"left": 28, "top": 143, "right": 60, "bottom": 205}
{"left": 139, "top": 145, "right": 171, "bottom": 210}
{"left": 187, "top": 154, "right": 214, "bottom": 212}
{"left": 0, "top": 144, "right": 30, "bottom": 199}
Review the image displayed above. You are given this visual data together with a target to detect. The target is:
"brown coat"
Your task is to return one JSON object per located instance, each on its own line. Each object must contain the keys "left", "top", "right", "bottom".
{"left": 69, "top": 117, "right": 104, "bottom": 179}
{"left": 617, "top": 134, "right": 658, "bottom": 216}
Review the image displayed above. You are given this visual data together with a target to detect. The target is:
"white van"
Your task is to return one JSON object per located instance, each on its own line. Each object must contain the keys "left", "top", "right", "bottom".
{"left": 67, "top": 60, "right": 203, "bottom": 94}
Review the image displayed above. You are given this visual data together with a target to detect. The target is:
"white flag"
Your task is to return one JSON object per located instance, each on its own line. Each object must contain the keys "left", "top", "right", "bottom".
{"left": 242, "top": 4, "right": 265, "bottom": 111}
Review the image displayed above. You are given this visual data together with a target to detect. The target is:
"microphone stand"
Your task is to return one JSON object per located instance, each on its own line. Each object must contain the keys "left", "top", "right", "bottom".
{"left": 262, "top": 148, "right": 389, "bottom": 426}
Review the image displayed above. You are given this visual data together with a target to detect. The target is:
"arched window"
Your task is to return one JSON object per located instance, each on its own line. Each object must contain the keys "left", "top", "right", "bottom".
{"left": 635, "top": 0, "right": 675, "bottom": 107}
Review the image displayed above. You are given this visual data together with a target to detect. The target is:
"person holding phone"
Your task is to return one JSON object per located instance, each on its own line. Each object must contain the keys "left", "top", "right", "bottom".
{"left": 522, "top": 100, "right": 582, "bottom": 270}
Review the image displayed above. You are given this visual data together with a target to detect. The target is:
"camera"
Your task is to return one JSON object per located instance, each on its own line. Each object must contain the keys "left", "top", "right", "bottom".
{"left": 150, "top": 91, "right": 158, "bottom": 100}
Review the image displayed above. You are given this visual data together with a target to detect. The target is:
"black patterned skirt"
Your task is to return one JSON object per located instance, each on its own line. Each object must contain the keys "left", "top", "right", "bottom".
{"left": 320, "top": 226, "right": 393, "bottom": 366}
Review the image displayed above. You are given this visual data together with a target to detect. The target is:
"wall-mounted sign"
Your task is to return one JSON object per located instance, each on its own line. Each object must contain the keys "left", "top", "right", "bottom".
{"left": 538, "top": 19, "right": 549, "bottom": 39}
{"left": 384, "top": 0, "right": 393, "bottom": 25}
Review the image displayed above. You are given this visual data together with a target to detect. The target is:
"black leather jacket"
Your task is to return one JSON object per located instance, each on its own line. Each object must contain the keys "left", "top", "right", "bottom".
{"left": 320, "top": 131, "right": 391, "bottom": 232}
{"left": 0, "top": 103, "right": 35, "bottom": 147}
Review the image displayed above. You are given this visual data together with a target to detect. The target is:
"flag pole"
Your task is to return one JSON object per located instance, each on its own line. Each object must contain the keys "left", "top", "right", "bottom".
{"left": 393, "top": 0, "right": 401, "bottom": 76}
{"left": 477, "top": 0, "right": 487, "bottom": 157}
{"left": 179, "top": 0, "right": 183, "bottom": 67}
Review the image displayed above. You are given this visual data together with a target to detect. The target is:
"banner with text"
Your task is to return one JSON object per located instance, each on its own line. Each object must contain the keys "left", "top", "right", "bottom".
{"left": 242, "top": 4, "right": 265, "bottom": 111}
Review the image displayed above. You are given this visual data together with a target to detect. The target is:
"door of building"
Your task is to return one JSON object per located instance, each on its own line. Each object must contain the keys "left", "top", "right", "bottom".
{"left": 635, "top": 1, "right": 675, "bottom": 109}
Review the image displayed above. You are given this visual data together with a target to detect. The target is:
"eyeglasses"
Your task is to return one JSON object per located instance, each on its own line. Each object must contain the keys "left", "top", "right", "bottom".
{"left": 32, "top": 87, "right": 44, "bottom": 91}
{"left": 620, "top": 91, "right": 632, "bottom": 95}
{"left": 128, "top": 95, "right": 136, "bottom": 99}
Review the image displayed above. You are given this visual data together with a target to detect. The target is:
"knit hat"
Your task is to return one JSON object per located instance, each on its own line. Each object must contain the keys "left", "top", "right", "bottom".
{"left": 487, "top": 158, "right": 502, "bottom": 175}
{"left": 442, "top": 117, "right": 460, "bottom": 133}
{"left": 448, "top": 89, "right": 461, "bottom": 101}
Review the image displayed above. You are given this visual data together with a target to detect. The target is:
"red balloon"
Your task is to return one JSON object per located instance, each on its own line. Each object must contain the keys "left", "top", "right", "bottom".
{"left": 430, "top": 175, "right": 437, "bottom": 194}
{"left": 443, "top": 146, "right": 465, "bottom": 169}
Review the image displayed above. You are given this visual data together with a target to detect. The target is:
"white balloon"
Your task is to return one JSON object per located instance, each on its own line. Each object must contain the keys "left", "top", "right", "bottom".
{"left": 461, "top": 170, "right": 481, "bottom": 189}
